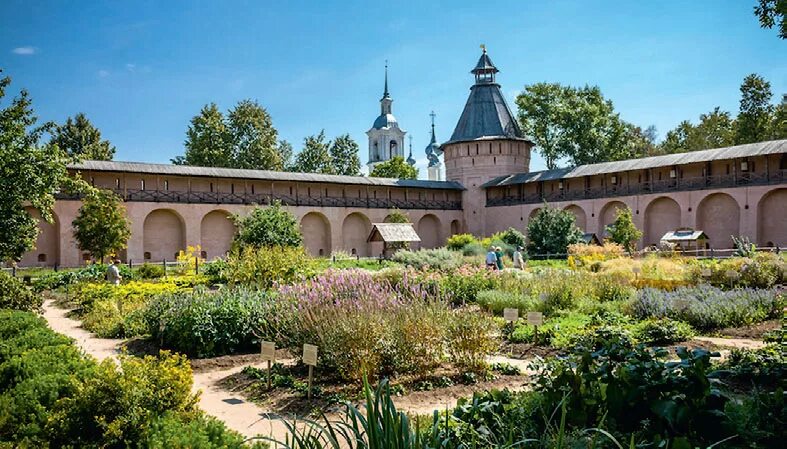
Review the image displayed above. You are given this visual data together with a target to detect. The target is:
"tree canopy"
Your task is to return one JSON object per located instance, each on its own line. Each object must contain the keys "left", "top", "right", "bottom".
{"left": 526, "top": 204, "right": 583, "bottom": 256}
{"left": 72, "top": 188, "right": 131, "bottom": 262}
{"left": 754, "top": 0, "right": 786, "bottom": 39}
{"left": 516, "top": 83, "right": 647, "bottom": 168}
{"left": 659, "top": 108, "right": 736, "bottom": 154}
{"left": 50, "top": 113, "right": 115, "bottom": 160}
{"left": 329, "top": 134, "right": 362, "bottom": 176}
{"left": 174, "top": 100, "right": 283, "bottom": 170}
{"left": 232, "top": 202, "right": 303, "bottom": 248}
{"left": 369, "top": 156, "right": 418, "bottom": 179}
{"left": 0, "top": 70, "right": 74, "bottom": 263}
{"left": 291, "top": 131, "right": 333, "bottom": 174}
{"left": 735, "top": 74, "right": 777, "bottom": 144}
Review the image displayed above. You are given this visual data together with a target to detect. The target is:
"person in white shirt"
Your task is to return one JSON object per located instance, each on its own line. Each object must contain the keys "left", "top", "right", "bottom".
{"left": 513, "top": 246, "right": 525, "bottom": 270}
{"left": 107, "top": 259, "right": 122, "bottom": 286}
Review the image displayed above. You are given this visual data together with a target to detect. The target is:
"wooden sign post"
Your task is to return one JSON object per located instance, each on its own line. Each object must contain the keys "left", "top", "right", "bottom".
{"left": 527, "top": 312, "right": 544, "bottom": 341}
{"left": 632, "top": 266, "right": 641, "bottom": 279}
{"left": 503, "top": 308, "right": 519, "bottom": 322}
{"left": 302, "top": 344, "right": 318, "bottom": 400}
{"left": 261, "top": 341, "right": 276, "bottom": 389}
{"left": 725, "top": 270, "right": 739, "bottom": 289}
{"left": 701, "top": 268, "right": 712, "bottom": 280}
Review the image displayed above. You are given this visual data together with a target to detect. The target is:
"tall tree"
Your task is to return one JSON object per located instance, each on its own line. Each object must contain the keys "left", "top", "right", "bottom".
{"left": 292, "top": 131, "right": 333, "bottom": 174}
{"left": 72, "top": 188, "right": 131, "bottom": 262}
{"left": 772, "top": 96, "right": 787, "bottom": 139}
{"left": 0, "top": 70, "right": 73, "bottom": 262}
{"left": 754, "top": 0, "right": 786, "bottom": 39}
{"left": 173, "top": 100, "right": 281, "bottom": 170}
{"left": 50, "top": 112, "right": 115, "bottom": 160}
{"left": 659, "top": 107, "right": 735, "bottom": 154}
{"left": 369, "top": 156, "right": 418, "bottom": 179}
{"left": 228, "top": 99, "right": 282, "bottom": 170}
{"left": 735, "top": 74, "right": 775, "bottom": 144}
{"left": 516, "top": 83, "right": 640, "bottom": 168}
{"left": 329, "top": 134, "right": 361, "bottom": 176}
{"left": 278, "top": 140, "right": 294, "bottom": 171}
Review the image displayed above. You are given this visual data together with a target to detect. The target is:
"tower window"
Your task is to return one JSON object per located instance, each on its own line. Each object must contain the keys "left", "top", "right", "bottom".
{"left": 231, "top": 184, "right": 235, "bottom": 194}
{"left": 475, "top": 144, "right": 479, "bottom": 155}
{"left": 115, "top": 178, "right": 120, "bottom": 189}
{"left": 251, "top": 184, "right": 255, "bottom": 194}
{"left": 210, "top": 182, "right": 214, "bottom": 192}
{"left": 141, "top": 179, "right": 146, "bottom": 190}
{"left": 164, "top": 180, "right": 169, "bottom": 191}
{"left": 290, "top": 186, "right": 293, "bottom": 195}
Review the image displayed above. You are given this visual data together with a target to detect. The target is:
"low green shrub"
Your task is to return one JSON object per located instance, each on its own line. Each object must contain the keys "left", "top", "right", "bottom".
{"left": 142, "top": 412, "right": 266, "bottom": 448}
{"left": 437, "top": 265, "right": 496, "bottom": 304}
{"left": 136, "top": 262, "right": 166, "bottom": 279}
{"left": 446, "top": 233, "right": 477, "bottom": 251}
{"left": 202, "top": 258, "right": 230, "bottom": 284}
{"left": 632, "top": 318, "right": 695, "bottom": 345}
{"left": 0, "top": 270, "right": 41, "bottom": 311}
{"left": 591, "top": 273, "right": 636, "bottom": 302}
{"left": 33, "top": 263, "right": 136, "bottom": 292}
{"left": 477, "top": 289, "right": 536, "bottom": 315}
{"left": 144, "top": 288, "right": 288, "bottom": 358}
{"left": 225, "top": 245, "right": 315, "bottom": 289}
{"left": 392, "top": 247, "right": 464, "bottom": 271}
{"left": 717, "top": 345, "right": 786, "bottom": 389}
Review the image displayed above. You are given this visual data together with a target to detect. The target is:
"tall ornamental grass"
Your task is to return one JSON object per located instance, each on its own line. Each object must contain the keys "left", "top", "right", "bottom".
{"left": 278, "top": 269, "right": 497, "bottom": 380}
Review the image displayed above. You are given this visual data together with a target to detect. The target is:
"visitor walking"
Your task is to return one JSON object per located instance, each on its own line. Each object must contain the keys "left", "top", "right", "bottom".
{"left": 485, "top": 247, "right": 498, "bottom": 270}
{"left": 495, "top": 246, "right": 504, "bottom": 270}
{"left": 107, "top": 259, "right": 122, "bottom": 286}
{"left": 513, "top": 246, "right": 525, "bottom": 270}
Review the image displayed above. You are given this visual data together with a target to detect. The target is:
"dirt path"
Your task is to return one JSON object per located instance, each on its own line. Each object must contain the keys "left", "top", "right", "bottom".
{"left": 693, "top": 336, "right": 767, "bottom": 350}
{"left": 41, "top": 299, "right": 289, "bottom": 442}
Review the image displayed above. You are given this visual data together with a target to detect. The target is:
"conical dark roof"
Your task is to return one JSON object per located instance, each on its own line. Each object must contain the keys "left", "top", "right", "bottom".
{"left": 472, "top": 50, "right": 498, "bottom": 73}
{"left": 447, "top": 83, "right": 526, "bottom": 144}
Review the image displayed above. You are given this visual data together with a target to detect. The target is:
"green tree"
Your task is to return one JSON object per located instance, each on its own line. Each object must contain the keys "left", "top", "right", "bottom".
{"left": 735, "top": 74, "right": 775, "bottom": 144}
{"left": 516, "top": 83, "right": 641, "bottom": 168}
{"left": 72, "top": 188, "right": 131, "bottom": 262}
{"left": 525, "top": 204, "right": 583, "bottom": 256}
{"left": 174, "top": 103, "right": 230, "bottom": 167}
{"left": 292, "top": 131, "right": 333, "bottom": 174}
{"left": 385, "top": 208, "right": 410, "bottom": 223}
{"left": 232, "top": 202, "right": 302, "bottom": 248}
{"left": 754, "top": 0, "right": 786, "bottom": 39}
{"left": 605, "top": 206, "right": 642, "bottom": 254}
{"left": 329, "top": 134, "right": 361, "bottom": 176}
{"left": 50, "top": 113, "right": 115, "bottom": 160}
{"left": 659, "top": 107, "right": 736, "bottom": 154}
{"left": 369, "top": 156, "right": 418, "bottom": 179}
{"left": 772, "top": 96, "right": 787, "bottom": 139}
{"left": 228, "top": 99, "right": 282, "bottom": 170}
{"left": 0, "top": 70, "right": 73, "bottom": 263}
{"left": 278, "top": 140, "right": 294, "bottom": 171}
{"left": 173, "top": 100, "right": 282, "bottom": 170}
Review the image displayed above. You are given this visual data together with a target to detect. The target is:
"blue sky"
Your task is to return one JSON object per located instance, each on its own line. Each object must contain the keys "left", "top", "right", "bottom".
{"left": 1, "top": 0, "right": 785, "bottom": 175}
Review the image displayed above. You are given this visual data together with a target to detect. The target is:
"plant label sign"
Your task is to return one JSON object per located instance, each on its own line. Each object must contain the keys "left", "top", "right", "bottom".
{"left": 303, "top": 344, "right": 318, "bottom": 366}
{"left": 632, "top": 266, "right": 641, "bottom": 274}
{"left": 701, "top": 268, "right": 712, "bottom": 278}
{"left": 725, "top": 270, "right": 739, "bottom": 280}
{"left": 261, "top": 341, "right": 275, "bottom": 362}
{"left": 527, "top": 312, "right": 543, "bottom": 326}
{"left": 503, "top": 308, "right": 519, "bottom": 322}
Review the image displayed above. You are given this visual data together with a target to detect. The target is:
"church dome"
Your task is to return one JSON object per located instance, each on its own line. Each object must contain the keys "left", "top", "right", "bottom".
{"left": 373, "top": 113, "right": 398, "bottom": 130}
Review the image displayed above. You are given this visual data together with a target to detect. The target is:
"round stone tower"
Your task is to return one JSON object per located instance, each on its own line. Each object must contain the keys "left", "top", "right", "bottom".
{"left": 442, "top": 47, "right": 533, "bottom": 235}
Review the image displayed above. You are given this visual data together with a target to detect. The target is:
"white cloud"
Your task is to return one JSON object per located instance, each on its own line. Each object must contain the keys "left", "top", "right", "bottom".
{"left": 12, "top": 46, "right": 37, "bottom": 55}
{"left": 125, "top": 63, "right": 136, "bottom": 72}
{"left": 98, "top": 69, "right": 110, "bottom": 78}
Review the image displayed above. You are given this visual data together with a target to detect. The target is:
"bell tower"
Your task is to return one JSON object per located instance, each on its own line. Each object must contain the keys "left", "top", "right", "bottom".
{"left": 443, "top": 46, "right": 533, "bottom": 235}
{"left": 366, "top": 62, "right": 406, "bottom": 172}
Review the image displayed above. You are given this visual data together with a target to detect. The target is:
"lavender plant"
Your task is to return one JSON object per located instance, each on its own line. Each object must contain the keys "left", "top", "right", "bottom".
{"left": 633, "top": 285, "right": 782, "bottom": 330}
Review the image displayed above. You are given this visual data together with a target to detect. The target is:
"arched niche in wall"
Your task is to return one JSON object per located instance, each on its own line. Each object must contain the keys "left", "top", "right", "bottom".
{"left": 696, "top": 193, "right": 740, "bottom": 249}
{"left": 417, "top": 214, "right": 442, "bottom": 249}
{"left": 757, "top": 188, "right": 786, "bottom": 247}
{"left": 563, "top": 204, "right": 587, "bottom": 232}
{"left": 598, "top": 201, "right": 627, "bottom": 237}
{"left": 143, "top": 209, "right": 186, "bottom": 262}
{"left": 341, "top": 212, "right": 372, "bottom": 257}
{"left": 300, "top": 212, "right": 331, "bottom": 257}
{"left": 644, "top": 197, "right": 681, "bottom": 247}
{"left": 200, "top": 210, "right": 236, "bottom": 260}
{"left": 20, "top": 207, "right": 60, "bottom": 267}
